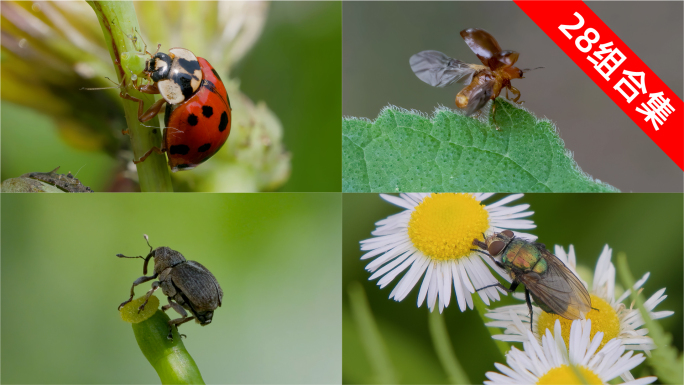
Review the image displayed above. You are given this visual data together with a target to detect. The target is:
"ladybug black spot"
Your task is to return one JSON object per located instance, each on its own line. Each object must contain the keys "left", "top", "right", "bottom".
{"left": 198, "top": 143, "right": 211, "bottom": 153}
{"left": 169, "top": 144, "right": 190, "bottom": 155}
{"left": 211, "top": 68, "right": 222, "bottom": 82}
{"left": 218, "top": 111, "right": 228, "bottom": 132}
{"left": 202, "top": 106, "right": 213, "bottom": 118}
{"left": 187, "top": 114, "right": 199, "bottom": 126}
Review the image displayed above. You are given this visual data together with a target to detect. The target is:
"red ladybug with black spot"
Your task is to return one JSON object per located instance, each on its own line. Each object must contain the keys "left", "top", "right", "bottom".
{"left": 122, "top": 47, "right": 231, "bottom": 172}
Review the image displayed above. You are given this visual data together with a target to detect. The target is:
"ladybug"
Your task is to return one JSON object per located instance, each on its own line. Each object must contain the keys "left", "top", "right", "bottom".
{"left": 122, "top": 47, "right": 232, "bottom": 172}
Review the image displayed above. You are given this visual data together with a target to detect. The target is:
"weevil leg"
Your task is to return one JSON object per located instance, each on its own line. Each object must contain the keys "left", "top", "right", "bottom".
{"left": 167, "top": 316, "right": 195, "bottom": 340}
{"left": 138, "top": 281, "right": 161, "bottom": 313}
{"left": 525, "top": 288, "right": 534, "bottom": 332}
{"left": 118, "top": 273, "right": 159, "bottom": 310}
{"left": 164, "top": 297, "right": 188, "bottom": 317}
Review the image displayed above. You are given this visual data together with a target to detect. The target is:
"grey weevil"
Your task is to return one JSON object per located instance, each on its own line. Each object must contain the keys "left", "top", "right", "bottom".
{"left": 117, "top": 235, "right": 223, "bottom": 340}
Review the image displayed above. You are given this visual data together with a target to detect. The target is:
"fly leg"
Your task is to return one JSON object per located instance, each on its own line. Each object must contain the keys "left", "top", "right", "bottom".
{"left": 471, "top": 241, "right": 506, "bottom": 270}
{"left": 525, "top": 288, "right": 534, "bottom": 332}
{"left": 476, "top": 281, "right": 519, "bottom": 294}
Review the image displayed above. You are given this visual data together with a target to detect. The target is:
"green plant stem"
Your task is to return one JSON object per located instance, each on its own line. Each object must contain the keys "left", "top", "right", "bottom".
{"left": 88, "top": 1, "right": 173, "bottom": 192}
{"left": 616, "top": 253, "right": 683, "bottom": 384}
{"left": 473, "top": 294, "right": 509, "bottom": 358}
{"left": 427, "top": 310, "right": 470, "bottom": 384}
{"left": 347, "top": 282, "right": 397, "bottom": 384}
{"left": 132, "top": 310, "right": 205, "bottom": 384}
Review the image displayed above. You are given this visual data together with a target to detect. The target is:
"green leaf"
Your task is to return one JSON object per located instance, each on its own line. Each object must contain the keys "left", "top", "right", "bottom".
{"left": 342, "top": 99, "right": 619, "bottom": 192}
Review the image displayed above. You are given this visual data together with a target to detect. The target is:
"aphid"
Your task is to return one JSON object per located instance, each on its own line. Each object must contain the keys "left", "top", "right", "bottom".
{"left": 410, "top": 28, "right": 539, "bottom": 126}
{"left": 472, "top": 230, "right": 592, "bottom": 331}
{"left": 22, "top": 166, "right": 93, "bottom": 193}
{"left": 122, "top": 44, "right": 232, "bottom": 172}
{"left": 117, "top": 235, "right": 223, "bottom": 340}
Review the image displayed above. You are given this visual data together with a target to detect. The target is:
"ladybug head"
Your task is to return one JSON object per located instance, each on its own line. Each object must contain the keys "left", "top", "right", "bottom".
{"left": 146, "top": 52, "right": 173, "bottom": 82}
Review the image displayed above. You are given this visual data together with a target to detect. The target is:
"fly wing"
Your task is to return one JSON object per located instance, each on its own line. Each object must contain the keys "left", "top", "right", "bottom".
{"left": 462, "top": 78, "right": 495, "bottom": 116}
{"left": 518, "top": 249, "right": 592, "bottom": 320}
{"left": 410, "top": 50, "right": 478, "bottom": 88}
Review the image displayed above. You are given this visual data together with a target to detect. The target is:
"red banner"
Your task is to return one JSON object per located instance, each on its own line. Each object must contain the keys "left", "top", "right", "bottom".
{"left": 515, "top": 1, "right": 683, "bottom": 171}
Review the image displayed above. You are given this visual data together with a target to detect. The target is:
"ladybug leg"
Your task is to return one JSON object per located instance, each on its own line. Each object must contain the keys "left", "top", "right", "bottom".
{"left": 134, "top": 146, "right": 165, "bottom": 165}
{"left": 139, "top": 98, "right": 167, "bottom": 122}
{"left": 119, "top": 84, "right": 166, "bottom": 123}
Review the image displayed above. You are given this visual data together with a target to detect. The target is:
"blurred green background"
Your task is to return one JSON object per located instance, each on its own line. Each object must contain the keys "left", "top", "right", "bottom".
{"left": 1, "top": 1, "right": 341, "bottom": 192}
{"left": 235, "top": 1, "right": 341, "bottom": 192}
{"left": 343, "top": 193, "right": 683, "bottom": 384}
{"left": 1, "top": 193, "right": 341, "bottom": 384}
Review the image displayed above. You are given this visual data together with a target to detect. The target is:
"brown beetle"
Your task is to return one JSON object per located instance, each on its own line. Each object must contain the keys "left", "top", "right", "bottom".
{"left": 117, "top": 235, "right": 223, "bottom": 340}
{"left": 410, "top": 28, "right": 541, "bottom": 127}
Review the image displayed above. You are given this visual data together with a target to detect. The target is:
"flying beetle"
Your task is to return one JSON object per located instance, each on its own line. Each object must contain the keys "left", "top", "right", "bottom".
{"left": 472, "top": 230, "right": 592, "bottom": 331}
{"left": 410, "top": 28, "right": 540, "bottom": 127}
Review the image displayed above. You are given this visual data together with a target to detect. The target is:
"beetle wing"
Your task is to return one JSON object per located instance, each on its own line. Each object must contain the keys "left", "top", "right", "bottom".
{"left": 410, "top": 50, "right": 481, "bottom": 88}
{"left": 462, "top": 78, "right": 495, "bottom": 116}
{"left": 518, "top": 249, "right": 592, "bottom": 320}
{"left": 170, "top": 261, "right": 222, "bottom": 312}
{"left": 460, "top": 28, "right": 502, "bottom": 66}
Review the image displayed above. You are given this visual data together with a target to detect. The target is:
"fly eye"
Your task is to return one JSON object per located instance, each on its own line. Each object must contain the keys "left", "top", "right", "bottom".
{"left": 501, "top": 230, "right": 514, "bottom": 238}
{"left": 488, "top": 240, "right": 505, "bottom": 255}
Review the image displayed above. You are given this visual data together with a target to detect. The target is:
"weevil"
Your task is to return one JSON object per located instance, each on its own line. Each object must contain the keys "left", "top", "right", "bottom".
{"left": 118, "top": 235, "right": 223, "bottom": 340}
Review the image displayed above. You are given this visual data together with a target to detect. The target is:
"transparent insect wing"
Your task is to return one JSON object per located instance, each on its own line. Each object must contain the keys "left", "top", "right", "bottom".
{"left": 460, "top": 28, "right": 503, "bottom": 66}
{"left": 410, "top": 50, "right": 478, "bottom": 88}
{"left": 518, "top": 249, "right": 592, "bottom": 319}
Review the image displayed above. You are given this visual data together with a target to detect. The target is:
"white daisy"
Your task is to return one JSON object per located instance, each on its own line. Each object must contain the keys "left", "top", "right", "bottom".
{"left": 360, "top": 193, "right": 536, "bottom": 313}
{"left": 485, "top": 319, "right": 657, "bottom": 385}
{"left": 486, "top": 244, "right": 673, "bottom": 353}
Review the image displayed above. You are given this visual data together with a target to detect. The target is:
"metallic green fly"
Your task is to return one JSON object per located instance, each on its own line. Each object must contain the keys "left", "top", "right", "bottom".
{"left": 472, "top": 230, "right": 592, "bottom": 331}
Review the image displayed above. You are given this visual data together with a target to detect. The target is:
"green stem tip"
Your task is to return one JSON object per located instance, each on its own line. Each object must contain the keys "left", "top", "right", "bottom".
{"left": 130, "top": 309, "right": 205, "bottom": 385}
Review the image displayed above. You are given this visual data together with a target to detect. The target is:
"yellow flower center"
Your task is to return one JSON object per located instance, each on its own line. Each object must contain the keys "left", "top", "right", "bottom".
{"left": 536, "top": 365, "right": 602, "bottom": 384}
{"left": 407, "top": 193, "right": 489, "bottom": 261}
{"left": 537, "top": 294, "right": 620, "bottom": 351}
